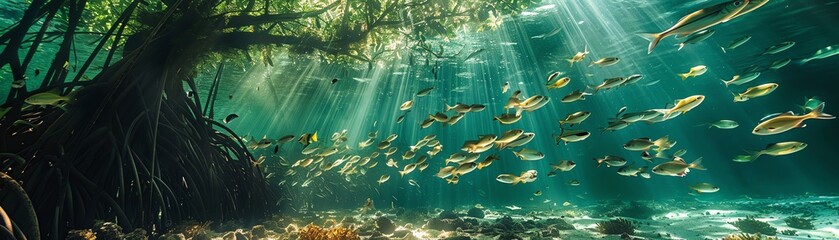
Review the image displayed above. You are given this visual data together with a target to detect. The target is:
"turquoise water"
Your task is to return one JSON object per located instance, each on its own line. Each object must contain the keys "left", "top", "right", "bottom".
{"left": 205, "top": 0, "right": 839, "bottom": 212}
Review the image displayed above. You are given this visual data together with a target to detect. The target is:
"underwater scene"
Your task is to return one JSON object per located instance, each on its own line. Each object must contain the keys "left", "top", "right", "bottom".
{"left": 1, "top": 0, "right": 839, "bottom": 239}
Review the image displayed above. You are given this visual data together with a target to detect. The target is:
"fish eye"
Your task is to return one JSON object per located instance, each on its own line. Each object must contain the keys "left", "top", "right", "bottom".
{"left": 734, "top": 1, "right": 743, "bottom": 6}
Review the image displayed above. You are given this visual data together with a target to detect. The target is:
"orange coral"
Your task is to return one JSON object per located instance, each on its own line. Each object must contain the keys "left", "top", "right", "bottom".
{"left": 298, "top": 224, "right": 360, "bottom": 240}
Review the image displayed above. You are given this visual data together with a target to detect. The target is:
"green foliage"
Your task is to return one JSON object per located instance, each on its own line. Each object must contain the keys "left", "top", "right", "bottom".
{"left": 595, "top": 218, "right": 635, "bottom": 235}
{"left": 784, "top": 216, "right": 815, "bottom": 230}
{"left": 732, "top": 216, "right": 777, "bottom": 236}
{"left": 780, "top": 229, "right": 797, "bottom": 236}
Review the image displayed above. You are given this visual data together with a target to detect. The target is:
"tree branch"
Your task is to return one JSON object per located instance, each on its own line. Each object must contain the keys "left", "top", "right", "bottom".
{"left": 222, "top": 1, "right": 341, "bottom": 28}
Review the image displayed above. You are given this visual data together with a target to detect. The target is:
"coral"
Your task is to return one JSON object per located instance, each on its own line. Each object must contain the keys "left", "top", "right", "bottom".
{"left": 784, "top": 216, "right": 815, "bottom": 230}
{"left": 595, "top": 218, "right": 635, "bottom": 235}
{"left": 375, "top": 216, "right": 396, "bottom": 234}
{"left": 466, "top": 207, "right": 485, "bottom": 218}
{"left": 93, "top": 221, "right": 124, "bottom": 240}
{"left": 732, "top": 217, "right": 777, "bottom": 236}
{"left": 780, "top": 229, "right": 797, "bottom": 236}
{"left": 66, "top": 229, "right": 96, "bottom": 240}
{"left": 721, "top": 233, "right": 778, "bottom": 240}
{"left": 298, "top": 224, "right": 361, "bottom": 240}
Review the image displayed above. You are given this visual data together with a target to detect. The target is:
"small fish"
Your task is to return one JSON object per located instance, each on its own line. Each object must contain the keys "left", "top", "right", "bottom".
{"left": 733, "top": 141, "right": 807, "bottom": 162}
{"left": 553, "top": 128, "right": 590, "bottom": 145}
{"left": 505, "top": 205, "right": 522, "bottom": 210}
{"left": 638, "top": 0, "right": 750, "bottom": 54}
{"left": 567, "top": 45, "right": 589, "bottom": 66}
{"left": 429, "top": 112, "right": 448, "bottom": 122}
{"left": 799, "top": 44, "right": 839, "bottom": 64}
{"left": 769, "top": 59, "right": 791, "bottom": 70}
{"left": 223, "top": 114, "right": 239, "bottom": 124}
{"left": 677, "top": 29, "right": 715, "bottom": 51}
{"left": 589, "top": 57, "right": 620, "bottom": 67}
{"left": 534, "top": 191, "right": 542, "bottom": 196}
{"left": 446, "top": 175, "right": 460, "bottom": 184}
{"left": 447, "top": 113, "right": 465, "bottom": 125}
{"left": 705, "top": 120, "right": 739, "bottom": 129}
{"left": 662, "top": 95, "right": 705, "bottom": 118}
{"left": 617, "top": 166, "right": 649, "bottom": 177}
{"left": 621, "top": 74, "right": 644, "bottom": 86}
{"left": 799, "top": 97, "right": 823, "bottom": 113}
{"left": 417, "top": 87, "right": 435, "bottom": 96}
{"left": 400, "top": 100, "right": 414, "bottom": 111}
{"left": 733, "top": 83, "right": 778, "bottom": 102}
{"left": 477, "top": 154, "right": 499, "bottom": 170}
{"left": 456, "top": 162, "right": 478, "bottom": 175}
{"left": 297, "top": 132, "right": 318, "bottom": 146}
{"left": 690, "top": 183, "right": 720, "bottom": 193}
{"left": 436, "top": 166, "right": 457, "bottom": 178}
{"left": 652, "top": 157, "right": 705, "bottom": 177}
{"left": 678, "top": 65, "right": 707, "bottom": 80}
{"left": 446, "top": 103, "right": 472, "bottom": 113}
{"left": 550, "top": 160, "right": 576, "bottom": 172}
{"left": 721, "top": 72, "right": 760, "bottom": 87}
{"left": 559, "top": 111, "right": 591, "bottom": 127}
{"left": 399, "top": 163, "right": 418, "bottom": 177}
{"left": 561, "top": 90, "right": 592, "bottom": 103}
{"left": 469, "top": 104, "right": 486, "bottom": 112}
{"left": 498, "top": 132, "right": 535, "bottom": 149}
{"left": 513, "top": 148, "right": 545, "bottom": 161}
{"left": 496, "top": 170, "right": 538, "bottom": 185}
{"left": 494, "top": 113, "right": 522, "bottom": 125}
{"left": 602, "top": 121, "right": 630, "bottom": 133}
{"left": 378, "top": 174, "right": 390, "bottom": 184}
{"left": 331, "top": 78, "right": 338, "bottom": 84}
{"left": 496, "top": 129, "right": 525, "bottom": 144}
{"left": 567, "top": 180, "right": 580, "bottom": 186}
{"left": 623, "top": 136, "right": 676, "bottom": 154}
{"left": 595, "top": 155, "right": 627, "bottom": 167}
{"left": 760, "top": 41, "right": 795, "bottom": 55}
{"left": 546, "top": 77, "right": 570, "bottom": 90}
{"left": 24, "top": 90, "right": 73, "bottom": 106}
{"left": 502, "top": 81, "right": 510, "bottom": 93}
{"left": 721, "top": 35, "right": 752, "bottom": 53}
{"left": 592, "top": 77, "right": 626, "bottom": 92}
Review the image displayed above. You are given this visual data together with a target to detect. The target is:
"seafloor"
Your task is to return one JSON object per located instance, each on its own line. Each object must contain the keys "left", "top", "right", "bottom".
{"left": 69, "top": 196, "right": 839, "bottom": 240}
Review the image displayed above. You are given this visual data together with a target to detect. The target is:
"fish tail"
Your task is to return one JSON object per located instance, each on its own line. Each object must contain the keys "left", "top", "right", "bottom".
{"left": 595, "top": 159, "right": 603, "bottom": 167}
{"left": 720, "top": 46, "right": 727, "bottom": 53}
{"left": 808, "top": 102, "right": 835, "bottom": 119}
{"left": 798, "top": 58, "right": 811, "bottom": 65}
{"left": 637, "top": 32, "right": 663, "bottom": 54}
{"left": 721, "top": 78, "right": 732, "bottom": 87}
{"left": 566, "top": 59, "right": 575, "bottom": 67}
{"left": 676, "top": 43, "right": 685, "bottom": 51}
{"left": 678, "top": 73, "right": 689, "bottom": 80}
{"left": 688, "top": 157, "right": 706, "bottom": 170}
{"left": 445, "top": 104, "right": 453, "bottom": 112}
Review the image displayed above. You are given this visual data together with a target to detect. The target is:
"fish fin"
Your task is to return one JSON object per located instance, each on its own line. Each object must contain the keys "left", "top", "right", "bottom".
{"left": 566, "top": 59, "right": 575, "bottom": 66}
{"left": 637, "top": 32, "right": 663, "bottom": 54}
{"left": 808, "top": 102, "right": 835, "bottom": 119}
{"left": 720, "top": 46, "right": 727, "bottom": 53}
{"left": 312, "top": 132, "right": 318, "bottom": 142}
{"left": 689, "top": 157, "right": 706, "bottom": 170}
{"left": 445, "top": 103, "right": 453, "bottom": 112}
{"left": 677, "top": 43, "right": 685, "bottom": 51}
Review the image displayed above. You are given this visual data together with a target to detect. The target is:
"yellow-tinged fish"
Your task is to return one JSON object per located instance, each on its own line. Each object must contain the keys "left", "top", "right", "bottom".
{"left": 400, "top": 99, "right": 414, "bottom": 110}
{"left": 678, "top": 65, "right": 707, "bottom": 80}
{"left": 494, "top": 113, "right": 522, "bottom": 125}
{"left": 734, "top": 83, "right": 778, "bottom": 102}
{"left": 559, "top": 111, "right": 591, "bottom": 127}
{"left": 25, "top": 89, "right": 75, "bottom": 106}
{"left": 502, "top": 81, "right": 510, "bottom": 93}
{"left": 378, "top": 174, "right": 390, "bottom": 184}
{"left": 638, "top": 0, "right": 750, "bottom": 54}
{"left": 496, "top": 170, "right": 538, "bottom": 185}
{"left": 437, "top": 166, "right": 457, "bottom": 178}
{"left": 496, "top": 129, "right": 525, "bottom": 143}
{"left": 733, "top": 141, "right": 807, "bottom": 162}
{"left": 477, "top": 154, "right": 499, "bottom": 170}
{"left": 589, "top": 57, "right": 620, "bottom": 67}
{"left": 550, "top": 160, "right": 576, "bottom": 172}
{"left": 753, "top": 103, "right": 834, "bottom": 135}
{"left": 567, "top": 45, "right": 589, "bottom": 66}
{"left": 546, "top": 77, "right": 570, "bottom": 89}
{"left": 513, "top": 148, "right": 544, "bottom": 161}
{"left": 399, "top": 163, "right": 418, "bottom": 177}
{"left": 652, "top": 157, "right": 705, "bottom": 177}
{"left": 561, "top": 90, "right": 592, "bottom": 103}
{"left": 298, "top": 132, "right": 318, "bottom": 146}
{"left": 662, "top": 95, "right": 705, "bottom": 118}
{"left": 690, "top": 183, "right": 720, "bottom": 193}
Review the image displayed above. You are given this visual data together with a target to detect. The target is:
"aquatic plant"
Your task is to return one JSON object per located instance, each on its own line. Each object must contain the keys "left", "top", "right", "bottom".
{"left": 784, "top": 216, "right": 815, "bottom": 229}
{"left": 732, "top": 216, "right": 777, "bottom": 236}
{"left": 298, "top": 224, "right": 360, "bottom": 240}
{"left": 722, "top": 233, "right": 779, "bottom": 240}
{"left": 780, "top": 229, "right": 797, "bottom": 236}
{"left": 595, "top": 218, "right": 635, "bottom": 235}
